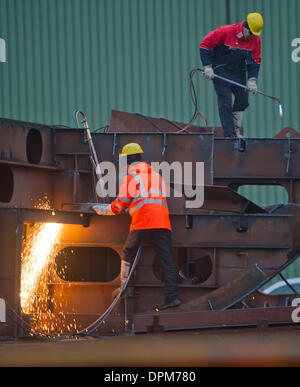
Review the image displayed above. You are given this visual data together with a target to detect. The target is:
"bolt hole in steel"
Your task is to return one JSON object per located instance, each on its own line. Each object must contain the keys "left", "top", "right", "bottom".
{"left": 26, "top": 129, "right": 43, "bottom": 164}
{"left": 0, "top": 165, "right": 14, "bottom": 202}
{"left": 153, "top": 251, "right": 213, "bottom": 284}
{"left": 236, "top": 227, "right": 248, "bottom": 233}
{"left": 55, "top": 247, "right": 120, "bottom": 282}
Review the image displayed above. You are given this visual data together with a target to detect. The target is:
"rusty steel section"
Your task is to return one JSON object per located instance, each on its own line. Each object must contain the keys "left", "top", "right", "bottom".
{"left": 0, "top": 112, "right": 300, "bottom": 338}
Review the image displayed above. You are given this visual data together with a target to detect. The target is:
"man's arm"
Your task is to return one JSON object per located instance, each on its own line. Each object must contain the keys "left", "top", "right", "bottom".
{"left": 200, "top": 25, "right": 228, "bottom": 66}
{"left": 246, "top": 37, "right": 261, "bottom": 93}
{"left": 247, "top": 37, "right": 261, "bottom": 79}
{"left": 200, "top": 25, "right": 228, "bottom": 80}
{"left": 93, "top": 174, "right": 135, "bottom": 216}
{"left": 110, "top": 174, "right": 135, "bottom": 214}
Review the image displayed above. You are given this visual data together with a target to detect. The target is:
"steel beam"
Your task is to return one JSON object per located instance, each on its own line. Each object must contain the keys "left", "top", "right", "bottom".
{"left": 133, "top": 306, "right": 300, "bottom": 333}
{"left": 20, "top": 208, "right": 90, "bottom": 226}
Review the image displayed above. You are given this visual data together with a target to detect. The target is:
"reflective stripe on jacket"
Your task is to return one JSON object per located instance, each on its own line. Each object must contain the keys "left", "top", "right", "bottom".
{"left": 111, "top": 161, "right": 171, "bottom": 231}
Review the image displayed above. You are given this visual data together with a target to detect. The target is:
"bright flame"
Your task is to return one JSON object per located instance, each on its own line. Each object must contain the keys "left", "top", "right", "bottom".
{"left": 20, "top": 198, "right": 82, "bottom": 336}
{"left": 279, "top": 104, "right": 283, "bottom": 118}
{"left": 20, "top": 222, "right": 63, "bottom": 314}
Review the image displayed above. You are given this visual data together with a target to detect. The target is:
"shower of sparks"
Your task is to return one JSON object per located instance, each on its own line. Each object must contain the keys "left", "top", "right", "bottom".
{"left": 20, "top": 198, "right": 82, "bottom": 337}
{"left": 20, "top": 222, "right": 63, "bottom": 314}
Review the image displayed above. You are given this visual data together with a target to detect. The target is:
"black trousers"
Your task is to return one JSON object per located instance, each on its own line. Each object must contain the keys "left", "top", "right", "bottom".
{"left": 123, "top": 228, "right": 179, "bottom": 302}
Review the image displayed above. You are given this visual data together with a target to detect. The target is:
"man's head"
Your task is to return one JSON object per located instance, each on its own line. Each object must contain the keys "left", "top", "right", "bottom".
{"left": 120, "top": 142, "right": 144, "bottom": 165}
{"left": 243, "top": 12, "right": 263, "bottom": 40}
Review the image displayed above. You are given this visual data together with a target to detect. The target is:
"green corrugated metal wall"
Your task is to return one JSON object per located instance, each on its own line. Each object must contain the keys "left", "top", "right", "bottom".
{"left": 0, "top": 0, "right": 299, "bottom": 281}
{"left": 1, "top": 0, "right": 299, "bottom": 135}
{"left": 0, "top": 0, "right": 225, "bottom": 128}
{"left": 230, "top": 0, "right": 300, "bottom": 138}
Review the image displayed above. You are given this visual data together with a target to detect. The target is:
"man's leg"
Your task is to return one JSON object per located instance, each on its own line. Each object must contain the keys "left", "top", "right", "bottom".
{"left": 123, "top": 229, "right": 148, "bottom": 284}
{"left": 150, "top": 229, "right": 180, "bottom": 307}
{"left": 113, "top": 230, "right": 147, "bottom": 298}
{"left": 232, "top": 84, "right": 249, "bottom": 138}
{"left": 213, "top": 79, "right": 236, "bottom": 138}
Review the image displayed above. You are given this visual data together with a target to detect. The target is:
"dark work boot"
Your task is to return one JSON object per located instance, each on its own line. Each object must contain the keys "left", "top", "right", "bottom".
{"left": 155, "top": 298, "right": 181, "bottom": 312}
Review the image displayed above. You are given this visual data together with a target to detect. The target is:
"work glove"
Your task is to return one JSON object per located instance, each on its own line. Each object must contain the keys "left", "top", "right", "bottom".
{"left": 203, "top": 65, "right": 215, "bottom": 80}
{"left": 93, "top": 204, "right": 115, "bottom": 216}
{"left": 247, "top": 78, "right": 258, "bottom": 94}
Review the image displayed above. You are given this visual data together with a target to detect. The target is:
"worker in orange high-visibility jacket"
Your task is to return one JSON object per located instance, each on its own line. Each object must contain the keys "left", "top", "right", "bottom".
{"left": 93, "top": 142, "right": 181, "bottom": 311}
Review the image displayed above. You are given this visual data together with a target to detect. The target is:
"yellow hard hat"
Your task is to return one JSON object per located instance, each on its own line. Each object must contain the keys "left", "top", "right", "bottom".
{"left": 120, "top": 142, "right": 144, "bottom": 157}
{"left": 247, "top": 12, "right": 264, "bottom": 36}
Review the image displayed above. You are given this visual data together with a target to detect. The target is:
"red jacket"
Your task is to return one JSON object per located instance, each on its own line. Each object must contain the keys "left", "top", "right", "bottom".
{"left": 111, "top": 162, "right": 171, "bottom": 232}
{"left": 200, "top": 22, "right": 261, "bottom": 79}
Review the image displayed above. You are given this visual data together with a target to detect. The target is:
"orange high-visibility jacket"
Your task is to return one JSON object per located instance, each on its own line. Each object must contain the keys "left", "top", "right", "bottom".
{"left": 111, "top": 161, "right": 171, "bottom": 231}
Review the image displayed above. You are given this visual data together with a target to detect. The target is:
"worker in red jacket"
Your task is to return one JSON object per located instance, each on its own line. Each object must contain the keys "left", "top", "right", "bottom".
{"left": 93, "top": 142, "right": 181, "bottom": 311}
{"left": 200, "top": 13, "right": 263, "bottom": 138}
